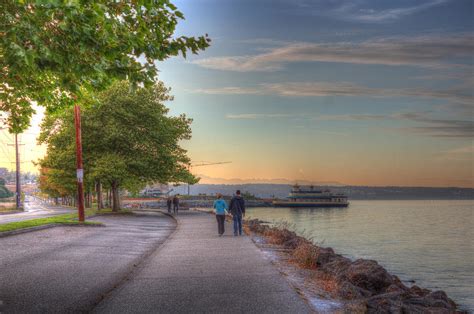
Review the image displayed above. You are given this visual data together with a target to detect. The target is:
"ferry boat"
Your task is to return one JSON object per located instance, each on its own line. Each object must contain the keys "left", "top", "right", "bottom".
{"left": 273, "top": 184, "right": 349, "bottom": 207}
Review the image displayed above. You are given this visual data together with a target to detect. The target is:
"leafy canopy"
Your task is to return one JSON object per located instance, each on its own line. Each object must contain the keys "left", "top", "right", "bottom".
{"left": 38, "top": 80, "right": 198, "bottom": 199}
{"left": 1, "top": 1, "right": 210, "bottom": 132}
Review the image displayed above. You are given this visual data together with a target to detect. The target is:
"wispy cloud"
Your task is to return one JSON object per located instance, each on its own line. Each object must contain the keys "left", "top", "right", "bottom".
{"left": 225, "top": 113, "right": 301, "bottom": 119}
{"left": 439, "top": 145, "right": 474, "bottom": 160}
{"left": 401, "top": 119, "right": 474, "bottom": 138}
{"left": 195, "top": 81, "right": 473, "bottom": 106}
{"left": 297, "top": 0, "right": 451, "bottom": 23}
{"left": 224, "top": 110, "right": 473, "bottom": 138}
{"left": 192, "top": 34, "right": 473, "bottom": 72}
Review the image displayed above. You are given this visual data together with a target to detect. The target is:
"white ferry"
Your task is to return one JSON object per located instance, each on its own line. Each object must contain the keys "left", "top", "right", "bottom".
{"left": 273, "top": 184, "right": 349, "bottom": 207}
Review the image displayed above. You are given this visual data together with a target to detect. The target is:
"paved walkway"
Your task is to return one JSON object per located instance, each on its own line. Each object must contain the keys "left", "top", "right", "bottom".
{"left": 94, "top": 210, "right": 312, "bottom": 313}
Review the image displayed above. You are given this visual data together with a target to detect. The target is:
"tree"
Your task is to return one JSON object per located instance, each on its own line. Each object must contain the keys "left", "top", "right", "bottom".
{"left": 1, "top": 1, "right": 210, "bottom": 219}
{"left": 1, "top": 1, "right": 210, "bottom": 129}
{"left": 0, "top": 177, "right": 14, "bottom": 198}
{"left": 39, "top": 80, "right": 198, "bottom": 211}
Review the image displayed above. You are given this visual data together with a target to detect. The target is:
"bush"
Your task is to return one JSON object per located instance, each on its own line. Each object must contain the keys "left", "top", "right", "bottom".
{"left": 292, "top": 242, "right": 319, "bottom": 269}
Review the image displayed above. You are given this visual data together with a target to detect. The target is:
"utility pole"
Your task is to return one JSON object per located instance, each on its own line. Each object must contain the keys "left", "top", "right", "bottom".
{"left": 15, "top": 134, "right": 21, "bottom": 209}
{"left": 74, "top": 105, "right": 85, "bottom": 222}
{"left": 6, "top": 133, "right": 24, "bottom": 209}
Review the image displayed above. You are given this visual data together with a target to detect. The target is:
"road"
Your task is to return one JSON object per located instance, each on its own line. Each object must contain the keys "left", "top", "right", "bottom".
{"left": 0, "top": 212, "right": 176, "bottom": 313}
{"left": 0, "top": 196, "right": 75, "bottom": 224}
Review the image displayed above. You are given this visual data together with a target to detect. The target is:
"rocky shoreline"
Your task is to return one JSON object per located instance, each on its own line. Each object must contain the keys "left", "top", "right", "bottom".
{"left": 245, "top": 219, "right": 466, "bottom": 313}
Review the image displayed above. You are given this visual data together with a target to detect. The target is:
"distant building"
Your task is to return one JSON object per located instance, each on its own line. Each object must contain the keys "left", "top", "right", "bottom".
{"left": 0, "top": 167, "right": 7, "bottom": 177}
{"left": 140, "top": 184, "right": 172, "bottom": 197}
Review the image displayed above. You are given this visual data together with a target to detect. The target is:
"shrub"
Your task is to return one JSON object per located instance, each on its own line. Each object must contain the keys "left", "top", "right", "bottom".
{"left": 292, "top": 241, "right": 319, "bottom": 269}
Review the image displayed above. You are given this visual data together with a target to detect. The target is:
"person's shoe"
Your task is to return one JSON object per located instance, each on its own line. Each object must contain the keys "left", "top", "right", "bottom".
{"left": 234, "top": 234, "right": 238, "bottom": 236}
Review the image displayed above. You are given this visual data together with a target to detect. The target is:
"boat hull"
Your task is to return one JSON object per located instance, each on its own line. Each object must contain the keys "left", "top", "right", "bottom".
{"left": 272, "top": 201, "right": 349, "bottom": 208}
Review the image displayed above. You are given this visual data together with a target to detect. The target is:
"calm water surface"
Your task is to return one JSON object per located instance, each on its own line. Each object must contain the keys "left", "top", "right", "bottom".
{"left": 246, "top": 200, "right": 474, "bottom": 311}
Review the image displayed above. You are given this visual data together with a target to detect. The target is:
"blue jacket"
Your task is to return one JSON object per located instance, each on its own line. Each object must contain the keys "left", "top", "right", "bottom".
{"left": 213, "top": 199, "right": 228, "bottom": 215}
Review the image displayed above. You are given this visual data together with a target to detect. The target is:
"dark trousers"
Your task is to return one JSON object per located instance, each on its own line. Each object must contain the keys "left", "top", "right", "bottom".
{"left": 216, "top": 214, "right": 225, "bottom": 235}
{"left": 233, "top": 214, "right": 242, "bottom": 235}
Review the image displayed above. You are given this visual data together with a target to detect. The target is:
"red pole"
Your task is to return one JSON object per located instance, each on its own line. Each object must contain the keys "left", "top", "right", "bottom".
{"left": 74, "top": 104, "right": 85, "bottom": 222}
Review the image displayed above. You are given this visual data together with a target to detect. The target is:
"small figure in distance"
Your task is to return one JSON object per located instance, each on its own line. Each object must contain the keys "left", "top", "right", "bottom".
{"left": 172, "top": 194, "right": 180, "bottom": 215}
{"left": 213, "top": 193, "right": 228, "bottom": 236}
{"left": 166, "top": 196, "right": 172, "bottom": 214}
{"left": 228, "top": 190, "right": 245, "bottom": 236}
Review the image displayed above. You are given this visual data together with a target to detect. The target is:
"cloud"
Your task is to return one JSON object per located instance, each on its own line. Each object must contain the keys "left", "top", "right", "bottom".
{"left": 312, "top": 112, "right": 473, "bottom": 138}
{"left": 402, "top": 119, "right": 474, "bottom": 138}
{"left": 195, "top": 81, "right": 473, "bottom": 106}
{"left": 225, "top": 113, "right": 300, "bottom": 119}
{"left": 192, "top": 34, "right": 474, "bottom": 72}
{"left": 300, "top": 0, "right": 451, "bottom": 23}
{"left": 224, "top": 110, "right": 473, "bottom": 138}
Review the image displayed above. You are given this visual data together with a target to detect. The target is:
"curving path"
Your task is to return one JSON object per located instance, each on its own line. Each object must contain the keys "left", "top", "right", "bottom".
{"left": 94, "top": 210, "right": 312, "bottom": 313}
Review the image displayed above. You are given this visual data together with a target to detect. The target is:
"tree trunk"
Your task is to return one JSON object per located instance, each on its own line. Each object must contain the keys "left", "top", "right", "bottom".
{"left": 84, "top": 191, "right": 89, "bottom": 208}
{"left": 111, "top": 181, "right": 120, "bottom": 212}
{"left": 87, "top": 190, "right": 92, "bottom": 208}
{"left": 96, "top": 181, "right": 103, "bottom": 210}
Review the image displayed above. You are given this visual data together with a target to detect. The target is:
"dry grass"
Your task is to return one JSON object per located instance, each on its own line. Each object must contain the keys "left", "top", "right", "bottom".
{"left": 315, "top": 272, "right": 340, "bottom": 295}
{"left": 292, "top": 241, "right": 319, "bottom": 269}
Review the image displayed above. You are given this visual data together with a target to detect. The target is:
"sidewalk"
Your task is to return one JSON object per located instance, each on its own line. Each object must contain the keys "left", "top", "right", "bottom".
{"left": 94, "top": 210, "right": 312, "bottom": 313}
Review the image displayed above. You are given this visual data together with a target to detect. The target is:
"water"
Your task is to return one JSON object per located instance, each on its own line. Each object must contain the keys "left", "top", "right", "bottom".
{"left": 246, "top": 200, "right": 474, "bottom": 311}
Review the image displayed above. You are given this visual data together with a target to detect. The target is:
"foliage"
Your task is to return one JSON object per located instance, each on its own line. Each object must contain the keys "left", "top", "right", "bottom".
{"left": 38, "top": 80, "right": 198, "bottom": 210}
{"left": 0, "top": 0, "right": 210, "bottom": 132}
{"left": 0, "top": 177, "right": 13, "bottom": 198}
{"left": 241, "top": 191, "right": 258, "bottom": 200}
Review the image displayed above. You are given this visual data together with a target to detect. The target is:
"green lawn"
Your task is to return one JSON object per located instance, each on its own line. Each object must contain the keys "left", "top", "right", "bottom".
{"left": 0, "top": 208, "right": 132, "bottom": 233}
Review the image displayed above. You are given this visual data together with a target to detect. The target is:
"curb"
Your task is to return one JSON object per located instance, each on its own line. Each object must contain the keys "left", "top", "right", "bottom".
{"left": 0, "top": 224, "right": 58, "bottom": 238}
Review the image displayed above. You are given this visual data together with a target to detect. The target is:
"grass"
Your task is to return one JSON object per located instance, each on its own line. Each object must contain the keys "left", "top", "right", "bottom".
{"left": 0, "top": 207, "right": 22, "bottom": 213}
{"left": 0, "top": 208, "right": 132, "bottom": 233}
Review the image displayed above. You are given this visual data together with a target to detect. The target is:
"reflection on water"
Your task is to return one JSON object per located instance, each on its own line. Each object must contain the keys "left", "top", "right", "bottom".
{"left": 246, "top": 200, "right": 474, "bottom": 311}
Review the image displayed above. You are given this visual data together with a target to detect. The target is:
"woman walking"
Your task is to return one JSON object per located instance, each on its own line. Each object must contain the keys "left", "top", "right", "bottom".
{"left": 213, "top": 194, "right": 228, "bottom": 236}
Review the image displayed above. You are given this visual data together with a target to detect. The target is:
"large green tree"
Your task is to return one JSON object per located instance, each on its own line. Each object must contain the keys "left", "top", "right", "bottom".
{"left": 39, "top": 80, "right": 197, "bottom": 211}
{"left": 1, "top": 1, "right": 210, "bottom": 131}
{"left": 1, "top": 0, "right": 209, "bottom": 217}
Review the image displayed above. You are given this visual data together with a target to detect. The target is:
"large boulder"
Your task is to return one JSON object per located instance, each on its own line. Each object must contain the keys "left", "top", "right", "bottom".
{"left": 344, "top": 259, "right": 395, "bottom": 294}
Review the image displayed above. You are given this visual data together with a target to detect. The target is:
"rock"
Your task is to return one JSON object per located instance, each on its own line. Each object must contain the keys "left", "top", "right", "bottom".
{"left": 426, "top": 291, "right": 457, "bottom": 309}
{"left": 322, "top": 255, "right": 352, "bottom": 275}
{"left": 344, "top": 259, "right": 395, "bottom": 294}
{"left": 409, "top": 285, "right": 431, "bottom": 297}
{"left": 338, "top": 281, "right": 370, "bottom": 299}
{"left": 314, "top": 246, "right": 336, "bottom": 266}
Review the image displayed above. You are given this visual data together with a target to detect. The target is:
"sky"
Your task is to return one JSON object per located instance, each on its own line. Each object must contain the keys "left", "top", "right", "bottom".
{"left": 1, "top": 0, "right": 473, "bottom": 187}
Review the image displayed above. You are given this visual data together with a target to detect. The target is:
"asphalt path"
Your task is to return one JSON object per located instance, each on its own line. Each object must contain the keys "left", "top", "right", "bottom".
{"left": 0, "top": 196, "right": 75, "bottom": 224}
{"left": 94, "top": 211, "right": 312, "bottom": 313}
{"left": 0, "top": 212, "right": 176, "bottom": 313}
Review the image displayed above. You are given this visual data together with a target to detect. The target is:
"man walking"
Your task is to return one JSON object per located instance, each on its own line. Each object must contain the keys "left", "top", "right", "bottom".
{"left": 172, "top": 194, "right": 180, "bottom": 215}
{"left": 228, "top": 190, "right": 245, "bottom": 236}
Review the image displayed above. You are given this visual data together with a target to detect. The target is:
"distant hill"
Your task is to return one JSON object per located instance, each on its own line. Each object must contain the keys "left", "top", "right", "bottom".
{"left": 172, "top": 184, "right": 474, "bottom": 200}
